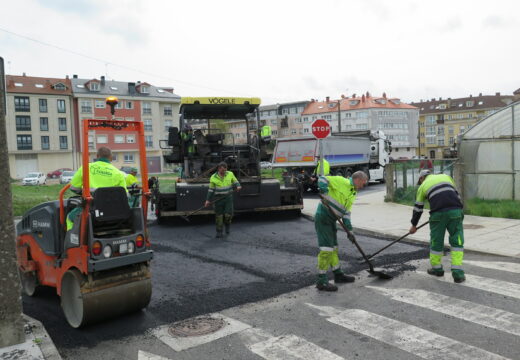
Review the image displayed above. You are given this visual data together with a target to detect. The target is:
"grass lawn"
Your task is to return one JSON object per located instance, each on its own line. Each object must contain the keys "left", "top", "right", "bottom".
{"left": 261, "top": 168, "right": 285, "bottom": 182}
{"left": 11, "top": 184, "right": 69, "bottom": 217}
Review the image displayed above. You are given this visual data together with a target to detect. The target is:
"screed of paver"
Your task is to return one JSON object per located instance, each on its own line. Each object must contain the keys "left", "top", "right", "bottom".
{"left": 152, "top": 314, "right": 251, "bottom": 352}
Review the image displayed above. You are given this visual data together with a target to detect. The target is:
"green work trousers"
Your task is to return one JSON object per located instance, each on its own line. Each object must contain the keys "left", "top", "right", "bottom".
{"left": 214, "top": 195, "right": 233, "bottom": 232}
{"left": 429, "top": 209, "right": 465, "bottom": 279}
{"left": 315, "top": 203, "right": 344, "bottom": 284}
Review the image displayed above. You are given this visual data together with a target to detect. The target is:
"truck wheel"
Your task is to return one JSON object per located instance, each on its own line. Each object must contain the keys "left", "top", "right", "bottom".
{"left": 19, "top": 269, "right": 38, "bottom": 297}
{"left": 345, "top": 170, "right": 352, "bottom": 178}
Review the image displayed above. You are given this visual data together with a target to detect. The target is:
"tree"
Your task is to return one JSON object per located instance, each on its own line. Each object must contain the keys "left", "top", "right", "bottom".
{"left": 0, "top": 56, "right": 25, "bottom": 347}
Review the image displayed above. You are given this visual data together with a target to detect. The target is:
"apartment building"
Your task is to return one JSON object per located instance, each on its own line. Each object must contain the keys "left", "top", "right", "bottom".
{"left": 411, "top": 92, "right": 518, "bottom": 158}
{"left": 302, "top": 93, "right": 419, "bottom": 157}
{"left": 71, "top": 76, "right": 181, "bottom": 173}
{"left": 5, "top": 74, "right": 75, "bottom": 178}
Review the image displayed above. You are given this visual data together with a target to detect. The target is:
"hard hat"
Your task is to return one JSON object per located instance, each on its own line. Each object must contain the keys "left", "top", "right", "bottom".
{"left": 131, "top": 167, "right": 138, "bottom": 173}
{"left": 417, "top": 169, "right": 431, "bottom": 184}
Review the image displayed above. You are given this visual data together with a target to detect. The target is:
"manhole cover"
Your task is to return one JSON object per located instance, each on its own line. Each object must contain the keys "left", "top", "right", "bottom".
{"left": 168, "top": 316, "right": 225, "bottom": 337}
{"left": 464, "top": 224, "right": 484, "bottom": 230}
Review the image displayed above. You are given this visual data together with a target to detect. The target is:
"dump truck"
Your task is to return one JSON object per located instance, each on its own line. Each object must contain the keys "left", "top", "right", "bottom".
{"left": 272, "top": 130, "right": 391, "bottom": 190}
{"left": 155, "top": 97, "right": 303, "bottom": 222}
{"left": 16, "top": 98, "right": 153, "bottom": 328}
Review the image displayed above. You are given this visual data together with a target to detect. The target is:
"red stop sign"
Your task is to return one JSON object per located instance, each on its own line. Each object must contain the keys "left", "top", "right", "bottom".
{"left": 311, "top": 119, "right": 331, "bottom": 139}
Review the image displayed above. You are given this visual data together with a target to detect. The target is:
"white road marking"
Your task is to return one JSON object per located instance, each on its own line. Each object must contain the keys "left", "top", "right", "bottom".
{"left": 240, "top": 328, "right": 345, "bottom": 360}
{"left": 249, "top": 334, "right": 345, "bottom": 360}
{"left": 138, "top": 350, "right": 171, "bottom": 360}
{"left": 367, "top": 286, "right": 520, "bottom": 336}
{"left": 417, "top": 271, "right": 520, "bottom": 300}
{"left": 464, "top": 260, "right": 520, "bottom": 274}
{"left": 152, "top": 314, "right": 251, "bottom": 352}
{"left": 306, "top": 304, "right": 510, "bottom": 360}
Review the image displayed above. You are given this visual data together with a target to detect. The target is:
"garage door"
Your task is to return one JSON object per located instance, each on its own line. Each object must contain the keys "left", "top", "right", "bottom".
{"left": 147, "top": 156, "right": 161, "bottom": 174}
{"left": 15, "top": 154, "right": 38, "bottom": 178}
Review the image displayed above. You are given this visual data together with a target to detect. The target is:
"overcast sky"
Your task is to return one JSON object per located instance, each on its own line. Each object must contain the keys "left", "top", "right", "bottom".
{"left": 1, "top": 0, "right": 518, "bottom": 104}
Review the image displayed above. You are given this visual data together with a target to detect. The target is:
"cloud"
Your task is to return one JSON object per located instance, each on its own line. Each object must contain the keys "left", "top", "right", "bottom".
{"left": 482, "top": 15, "right": 512, "bottom": 29}
{"left": 439, "top": 16, "right": 462, "bottom": 33}
{"left": 36, "top": 0, "right": 100, "bottom": 15}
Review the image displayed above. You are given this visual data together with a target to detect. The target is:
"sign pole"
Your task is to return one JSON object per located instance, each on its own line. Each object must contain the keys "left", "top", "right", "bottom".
{"left": 319, "top": 138, "right": 324, "bottom": 176}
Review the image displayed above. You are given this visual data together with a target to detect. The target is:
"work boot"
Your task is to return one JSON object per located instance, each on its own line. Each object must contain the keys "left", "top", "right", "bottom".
{"left": 334, "top": 272, "right": 355, "bottom": 283}
{"left": 427, "top": 268, "right": 445, "bottom": 277}
{"left": 453, "top": 275, "right": 466, "bottom": 283}
{"left": 216, "top": 230, "right": 223, "bottom": 239}
{"left": 225, "top": 223, "right": 230, "bottom": 235}
{"left": 316, "top": 282, "right": 338, "bottom": 292}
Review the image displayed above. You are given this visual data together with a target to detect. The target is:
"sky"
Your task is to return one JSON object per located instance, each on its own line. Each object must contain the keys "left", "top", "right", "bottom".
{"left": 1, "top": 0, "right": 518, "bottom": 104}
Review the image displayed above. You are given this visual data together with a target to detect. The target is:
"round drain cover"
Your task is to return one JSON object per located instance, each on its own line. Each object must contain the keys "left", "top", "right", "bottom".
{"left": 464, "top": 224, "right": 484, "bottom": 230}
{"left": 168, "top": 316, "right": 225, "bottom": 337}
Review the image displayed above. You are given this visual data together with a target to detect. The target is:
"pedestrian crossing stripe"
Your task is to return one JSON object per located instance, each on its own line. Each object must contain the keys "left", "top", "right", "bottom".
{"left": 463, "top": 260, "right": 520, "bottom": 274}
{"left": 416, "top": 271, "right": 520, "bottom": 300}
{"left": 366, "top": 286, "right": 520, "bottom": 337}
{"left": 306, "top": 304, "right": 511, "bottom": 360}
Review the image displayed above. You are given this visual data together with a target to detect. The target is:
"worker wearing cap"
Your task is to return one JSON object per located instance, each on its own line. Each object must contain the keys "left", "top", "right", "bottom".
{"left": 67, "top": 147, "right": 126, "bottom": 230}
{"left": 204, "top": 162, "right": 241, "bottom": 238}
{"left": 261, "top": 125, "right": 272, "bottom": 143}
{"left": 315, "top": 171, "right": 368, "bottom": 291}
{"left": 409, "top": 170, "right": 465, "bottom": 283}
{"left": 126, "top": 167, "right": 140, "bottom": 207}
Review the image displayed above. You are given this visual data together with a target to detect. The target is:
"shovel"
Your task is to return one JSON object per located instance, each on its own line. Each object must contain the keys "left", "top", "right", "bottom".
{"left": 180, "top": 192, "right": 234, "bottom": 222}
{"left": 357, "top": 221, "right": 429, "bottom": 263}
{"left": 319, "top": 195, "right": 393, "bottom": 280}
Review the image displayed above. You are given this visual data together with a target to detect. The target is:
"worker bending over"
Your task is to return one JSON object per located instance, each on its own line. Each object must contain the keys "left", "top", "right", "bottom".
{"left": 126, "top": 167, "right": 140, "bottom": 207}
{"left": 409, "top": 170, "right": 465, "bottom": 283}
{"left": 204, "top": 162, "right": 242, "bottom": 238}
{"left": 315, "top": 171, "right": 368, "bottom": 291}
{"left": 67, "top": 147, "right": 126, "bottom": 230}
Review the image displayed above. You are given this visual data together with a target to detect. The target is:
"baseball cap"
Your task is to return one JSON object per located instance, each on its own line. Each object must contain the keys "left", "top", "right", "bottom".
{"left": 417, "top": 169, "right": 431, "bottom": 185}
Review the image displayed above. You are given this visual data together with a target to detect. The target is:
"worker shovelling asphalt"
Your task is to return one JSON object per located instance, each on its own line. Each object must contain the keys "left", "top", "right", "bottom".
{"left": 312, "top": 168, "right": 466, "bottom": 291}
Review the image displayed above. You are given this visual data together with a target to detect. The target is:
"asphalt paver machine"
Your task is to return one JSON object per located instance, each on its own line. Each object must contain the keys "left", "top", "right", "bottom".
{"left": 156, "top": 97, "right": 303, "bottom": 221}
{"left": 16, "top": 100, "right": 153, "bottom": 328}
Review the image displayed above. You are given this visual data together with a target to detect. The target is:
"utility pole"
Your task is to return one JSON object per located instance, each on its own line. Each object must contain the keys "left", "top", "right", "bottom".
{"left": 0, "top": 56, "right": 25, "bottom": 347}
{"left": 337, "top": 99, "right": 341, "bottom": 133}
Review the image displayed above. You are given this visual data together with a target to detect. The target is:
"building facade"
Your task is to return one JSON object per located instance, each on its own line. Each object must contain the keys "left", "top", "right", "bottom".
{"left": 6, "top": 74, "right": 76, "bottom": 178}
{"left": 302, "top": 93, "right": 419, "bottom": 157}
{"left": 411, "top": 92, "right": 518, "bottom": 159}
{"left": 71, "top": 76, "right": 181, "bottom": 173}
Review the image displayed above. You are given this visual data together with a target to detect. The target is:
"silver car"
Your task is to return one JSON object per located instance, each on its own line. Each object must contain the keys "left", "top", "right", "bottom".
{"left": 60, "top": 170, "right": 76, "bottom": 184}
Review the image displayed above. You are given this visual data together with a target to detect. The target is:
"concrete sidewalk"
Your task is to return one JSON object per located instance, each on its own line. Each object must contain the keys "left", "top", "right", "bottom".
{"left": 302, "top": 190, "right": 520, "bottom": 258}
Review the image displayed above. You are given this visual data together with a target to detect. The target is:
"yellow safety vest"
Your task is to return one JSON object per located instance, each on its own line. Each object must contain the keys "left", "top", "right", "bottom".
{"left": 207, "top": 171, "right": 240, "bottom": 201}
{"left": 70, "top": 159, "right": 126, "bottom": 192}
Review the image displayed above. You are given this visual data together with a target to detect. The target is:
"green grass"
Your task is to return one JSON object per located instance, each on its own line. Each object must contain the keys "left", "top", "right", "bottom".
{"left": 11, "top": 184, "right": 69, "bottom": 217}
{"left": 261, "top": 168, "right": 285, "bottom": 182}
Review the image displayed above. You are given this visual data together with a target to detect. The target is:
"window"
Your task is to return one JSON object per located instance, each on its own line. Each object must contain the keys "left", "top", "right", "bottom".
{"left": 270, "top": 119, "right": 277, "bottom": 125}
{"left": 14, "top": 96, "right": 30, "bottom": 111}
{"left": 448, "top": 126, "right": 454, "bottom": 135}
{"left": 16, "top": 116, "right": 31, "bottom": 131}
{"left": 437, "top": 138, "right": 445, "bottom": 146}
{"left": 126, "top": 134, "right": 136, "bottom": 143}
{"left": 145, "top": 135, "right": 153, "bottom": 148}
{"left": 272, "top": 130, "right": 278, "bottom": 135}
{"left": 344, "top": 112, "right": 352, "bottom": 118}
{"left": 142, "top": 102, "right": 152, "bottom": 115}
{"left": 59, "top": 136, "right": 68, "bottom": 149}
{"left": 95, "top": 100, "right": 105, "bottom": 108}
{"left": 460, "top": 126, "right": 465, "bottom": 132}
{"left": 88, "top": 135, "right": 94, "bottom": 148}
{"left": 235, "top": 133, "right": 240, "bottom": 138}
{"left": 164, "top": 105, "right": 172, "bottom": 116}
{"left": 97, "top": 135, "right": 108, "bottom": 144}
{"left": 112, "top": 153, "right": 118, "bottom": 161}
{"left": 125, "top": 117, "right": 134, "bottom": 122}
{"left": 124, "top": 154, "right": 134, "bottom": 162}
{"left": 449, "top": 137, "right": 455, "bottom": 145}
{"left": 282, "top": 108, "right": 289, "bottom": 114}
{"left": 58, "top": 117, "right": 67, "bottom": 131}
{"left": 291, "top": 129, "right": 297, "bottom": 134}
{"left": 39, "top": 99, "right": 47, "bottom": 113}
{"left": 466, "top": 101, "right": 474, "bottom": 107}
{"left": 140, "top": 86, "right": 149, "bottom": 94}
{"left": 356, "top": 111, "right": 368, "bottom": 118}
{"left": 426, "top": 127, "right": 436, "bottom": 135}
{"left": 426, "top": 137, "right": 436, "bottom": 144}
{"left": 144, "top": 119, "right": 153, "bottom": 131}
{"left": 17, "top": 135, "right": 32, "bottom": 150}
{"left": 126, "top": 101, "right": 134, "bottom": 109}
{"left": 425, "top": 115, "right": 436, "bottom": 125}
{"left": 303, "top": 128, "right": 309, "bottom": 133}
{"left": 355, "top": 123, "right": 368, "bottom": 130}
{"left": 89, "top": 82, "right": 100, "bottom": 91}
{"left": 115, "top": 102, "right": 122, "bottom": 109}
{"left": 57, "top": 99, "right": 66, "bottom": 113}
{"left": 40, "top": 117, "right": 48, "bottom": 131}
{"left": 81, "top": 100, "right": 92, "bottom": 113}
{"left": 164, "top": 120, "right": 172, "bottom": 132}
{"left": 437, "top": 126, "right": 444, "bottom": 135}
{"left": 114, "top": 135, "right": 125, "bottom": 143}
{"left": 41, "top": 136, "right": 50, "bottom": 150}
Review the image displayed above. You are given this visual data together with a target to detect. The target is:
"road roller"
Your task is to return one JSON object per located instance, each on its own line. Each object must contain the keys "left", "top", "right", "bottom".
{"left": 16, "top": 99, "right": 154, "bottom": 328}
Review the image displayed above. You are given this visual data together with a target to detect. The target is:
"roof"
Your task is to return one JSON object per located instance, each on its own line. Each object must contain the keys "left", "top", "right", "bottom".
{"left": 302, "top": 93, "right": 416, "bottom": 115}
{"left": 70, "top": 77, "right": 180, "bottom": 100}
{"left": 6, "top": 75, "right": 72, "bottom": 95}
{"left": 411, "top": 94, "right": 515, "bottom": 114}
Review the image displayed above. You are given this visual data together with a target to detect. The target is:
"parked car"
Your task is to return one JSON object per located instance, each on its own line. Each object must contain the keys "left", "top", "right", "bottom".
{"left": 22, "top": 172, "right": 46, "bottom": 186}
{"left": 59, "top": 170, "right": 76, "bottom": 184}
{"left": 120, "top": 166, "right": 134, "bottom": 174}
{"left": 260, "top": 161, "right": 272, "bottom": 169}
{"left": 47, "top": 168, "right": 72, "bottom": 179}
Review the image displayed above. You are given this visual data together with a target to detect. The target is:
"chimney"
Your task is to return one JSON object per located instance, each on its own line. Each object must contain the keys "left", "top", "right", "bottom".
{"left": 496, "top": 92, "right": 501, "bottom": 96}
{"left": 66, "top": 75, "right": 69, "bottom": 79}
{"left": 352, "top": 93, "right": 356, "bottom": 98}
{"left": 22, "top": 72, "right": 26, "bottom": 77}
{"left": 478, "top": 93, "right": 482, "bottom": 96}
{"left": 469, "top": 94, "right": 472, "bottom": 98}
{"left": 431, "top": 98, "right": 435, "bottom": 101}
{"left": 128, "top": 82, "right": 136, "bottom": 94}
{"left": 382, "top": 92, "right": 387, "bottom": 98}
{"left": 73, "top": 74, "right": 78, "bottom": 79}
{"left": 326, "top": 96, "right": 330, "bottom": 102}
{"left": 341, "top": 94, "right": 345, "bottom": 99}
{"left": 100, "top": 76, "right": 105, "bottom": 86}
{"left": 439, "top": 97, "right": 442, "bottom": 101}
{"left": 366, "top": 91, "right": 370, "bottom": 97}
{"left": 362, "top": 94, "right": 366, "bottom": 102}
{"left": 448, "top": 97, "right": 451, "bottom": 100}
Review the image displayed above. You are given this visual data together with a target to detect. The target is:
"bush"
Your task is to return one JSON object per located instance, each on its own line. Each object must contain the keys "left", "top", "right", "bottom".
{"left": 465, "top": 198, "right": 520, "bottom": 219}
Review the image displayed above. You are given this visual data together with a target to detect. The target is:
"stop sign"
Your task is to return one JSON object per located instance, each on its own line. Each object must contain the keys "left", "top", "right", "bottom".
{"left": 311, "top": 119, "right": 331, "bottom": 139}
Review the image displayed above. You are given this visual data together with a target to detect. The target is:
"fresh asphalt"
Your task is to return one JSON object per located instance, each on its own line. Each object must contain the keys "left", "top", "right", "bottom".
{"left": 21, "top": 183, "right": 432, "bottom": 359}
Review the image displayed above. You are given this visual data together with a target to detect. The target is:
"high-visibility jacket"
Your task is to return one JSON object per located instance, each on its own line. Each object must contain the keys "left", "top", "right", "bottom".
{"left": 411, "top": 174, "right": 463, "bottom": 226}
{"left": 315, "top": 159, "right": 330, "bottom": 176}
{"left": 70, "top": 158, "right": 126, "bottom": 193}
{"left": 207, "top": 171, "right": 240, "bottom": 201}
{"left": 261, "top": 125, "right": 272, "bottom": 138}
{"left": 318, "top": 175, "right": 356, "bottom": 228}
{"left": 126, "top": 173, "right": 139, "bottom": 188}
{"left": 181, "top": 131, "right": 195, "bottom": 154}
